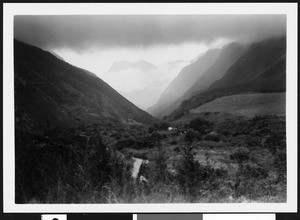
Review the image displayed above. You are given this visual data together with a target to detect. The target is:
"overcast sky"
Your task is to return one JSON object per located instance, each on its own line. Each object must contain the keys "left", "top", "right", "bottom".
{"left": 14, "top": 14, "right": 286, "bottom": 108}
{"left": 15, "top": 15, "right": 286, "bottom": 51}
{"left": 14, "top": 15, "right": 286, "bottom": 73}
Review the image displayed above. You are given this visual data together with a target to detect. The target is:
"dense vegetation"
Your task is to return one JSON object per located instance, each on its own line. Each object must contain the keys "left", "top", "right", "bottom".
{"left": 15, "top": 113, "right": 286, "bottom": 203}
{"left": 14, "top": 38, "right": 286, "bottom": 204}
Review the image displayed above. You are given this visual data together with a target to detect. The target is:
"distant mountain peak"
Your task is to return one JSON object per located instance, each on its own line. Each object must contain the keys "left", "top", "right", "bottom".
{"left": 107, "top": 60, "right": 157, "bottom": 72}
{"left": 107, "top": 61, "right": 131, "bottom": 72}
{"left": 133, "top": 59, "right": 151, "bottom": 65}
{"left": 131, "top": 60, "right": 157, "bottom": 71}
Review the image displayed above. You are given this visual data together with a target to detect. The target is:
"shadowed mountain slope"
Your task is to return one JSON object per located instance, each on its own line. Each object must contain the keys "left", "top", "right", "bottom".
{"left": 14, "top": 40, "right": 155, "bottom": 133}
{"left": 210, "top": 37, "right": 286, "bottom": 90}
{"left": 148, "top": 48, "right": 221, "bottom": 117}
{"left": 158, "top": 42, "right": 245, "bottom": 118}
{"left": 170, "top": 37, "right": 286, "bottom": 120}
{"left": 183, "top": 42, "right": 245, "bottom": 100}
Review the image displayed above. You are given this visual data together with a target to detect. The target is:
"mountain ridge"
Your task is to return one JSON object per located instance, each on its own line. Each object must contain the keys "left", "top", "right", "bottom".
{"left": 14, "top": 40, "right": 155, "bottom": 134}
{"left": 148, "top": 48, "right": 221, "bottom": 117}
{"left": 178, "top": 42, "right": 246, "bottom": 106}
{"left": 107, "top": 60, "right": 157, "bottom": 72}
{"left": 169, "top": 37, "right": 286, "bottom": 120}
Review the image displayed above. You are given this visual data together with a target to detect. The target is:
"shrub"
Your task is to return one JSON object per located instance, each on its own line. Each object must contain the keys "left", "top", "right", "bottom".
{"left": 243, "top": 165, "right": 268, "bottom": 179}
{"left": 264, "top": 131, "right": 286, "bottom": 154}
{"left": 169, "top": 139, "right": 178, "bottom": 145}
{"left": 110, "top": 132, "right": 122, "bottom": 140}
{"left": 122, "top": 132, "right": 130, "bottom": 138}
{"left": 189, "top": 118, "right": 212, "bottom": 134}
{"left": 230, "top": 148, "right": 250, "bottom": 164}
{"left": 246, "top": 135, "right": 261, "bottom": 147}
{"left": 173, "top": 146, "right": 181, "bottom": 153}
{"left": 161, "top": 133, "right": 167, "bottom": 139}
{"left": 154, "top": 144, "right": 168, "bottom": 183}
{"left": 273, "top": 151, "right": 286, "bottom": 182}
{"left": 184, "top": 130, "right": 202, "bottom": 143}
{"left": 153, "top": 121, "right": 170, "bottom": 131}
{"left": 87, "top": 133, "right": 112, "bottom": 184}
{"left": 150, "top": 131, "right": 162, "bottom": 140}
{"left": 195, "top": 140, "right": 227, "bottom": 149}
{"left": 234, "top": 164, "right": 268, "bottom": 199}
{"left": 115, "top": 138, "right": 136, "bottom": 149}
{"left": 172, "top": 108, "right": 185, "bottom": 120}
{"left": 176, "top": 145, "right": 217, "bottom": 202}
{"left": 15, "top": 129, "right": 134, "bottom": 203}
{"left": 148, "top": 126, "right": 154, "bottom": 134}
{"left": 203, "top": 132, "right": 222, "bottom": 142}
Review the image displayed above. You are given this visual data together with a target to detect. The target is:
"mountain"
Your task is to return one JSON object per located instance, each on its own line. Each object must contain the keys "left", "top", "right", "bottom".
{"left": 150, "top": 42, "right": 245, "bottom": 118}
{"left": 131, "top": 60, "right": 157, "bottom": 71}
{"left": 161, "top": 60, "right": 191, "bottom": 74}
{"left": 170, "top": 37, "right": 286, "bottom": 119}
{"left": 107, "top": 60, "right": 156, "bottom": 72}
{"left": 49, "top": 50, "right": 65, "bottom": 61}
{"left": 101, "top": 60, "right": 184, "bottom": 110}
{"left": 183, "top": 42, "right": 245, "bottom": 99}
{"left": 148, "top": 48, "right": 221, "bottom": 117}
{"left": 210, "top": 37, "right": 286, "bottom": 90}
{"left": 14, "top": 40, "right": 155, "bottom": 134}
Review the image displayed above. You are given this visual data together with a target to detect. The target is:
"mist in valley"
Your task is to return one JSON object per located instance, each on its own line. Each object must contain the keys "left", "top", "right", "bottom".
{"left": 14, "top": 14, "right": 287, "bottom": 204}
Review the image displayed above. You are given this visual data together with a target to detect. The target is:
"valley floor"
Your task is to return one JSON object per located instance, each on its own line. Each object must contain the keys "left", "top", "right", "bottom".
{"left": 15, "top": 92, "right": 286, "bottom": 204}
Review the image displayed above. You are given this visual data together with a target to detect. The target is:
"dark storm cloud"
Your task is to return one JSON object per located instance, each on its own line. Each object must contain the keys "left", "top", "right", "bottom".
{"left": 14, "top": 15, "right": 286, "bottom": 51}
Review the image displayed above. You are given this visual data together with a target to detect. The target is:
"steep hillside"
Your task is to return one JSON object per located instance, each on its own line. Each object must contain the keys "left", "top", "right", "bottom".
{"left": 170, "top": 37, "right": 286, "bottom": 120}
{"left": 158, "top": 42, "right": 245, "bottom": 118}
{"left": 148, "top": 48, "right": 221, "bottom": 116}
{"left": 210, "top": 37, "right": 286, "bottom": 90}
{"left": 14, "top": 40, "right": 155, "bottom": 134}
{"left": 183, "top": 42, "right": 245, "bottom": 99}
{"left": 190, "top": 93, "right": 285, "bottom": 117}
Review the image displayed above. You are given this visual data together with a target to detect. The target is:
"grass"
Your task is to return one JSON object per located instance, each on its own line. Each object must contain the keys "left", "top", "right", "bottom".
{"left": 15, "top": 108, "right": 286, "bottom": 203}
{"left": 190, "top": 92, "right": 285, "bottom": 117}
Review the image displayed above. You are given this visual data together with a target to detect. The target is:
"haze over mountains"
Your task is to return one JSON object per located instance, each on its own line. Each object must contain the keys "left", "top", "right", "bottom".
{"left": 148, "top": 49, "right": 221, "bottom": 115}
{"left": 13, "top": 15, "right": 287, "bottom": 122}
{"left": 12, "top": 13, "right": 290, "bottom": 205}
{"left": 15, "top": 35, "right": 286, "bottom": 134}
{"left": 101, "top": 59, "right": 190, "bottom": 110}
{"left": 14, "top": 40, "right": 155, "bottom": 134}
{"left": 148, "top": 42, "right": 246, "bottom": 117}
{"left": 183, "top": 42, "right": 245, "bottom": 100}
{"left": 210, "top": 37, "right": 286, "bottom": 90}
{"left": 168, "top": 37, "right": 286, "bottom": 119}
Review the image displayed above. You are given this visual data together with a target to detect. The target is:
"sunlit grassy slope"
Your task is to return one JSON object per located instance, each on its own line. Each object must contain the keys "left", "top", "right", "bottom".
{"left": 190, "top": 92, "right": 285, "bottom": 117}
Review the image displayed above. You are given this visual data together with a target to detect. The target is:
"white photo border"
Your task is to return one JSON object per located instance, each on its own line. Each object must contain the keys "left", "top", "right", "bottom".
{"left": 3, "top": 2, "right": 298, "bottom": 213}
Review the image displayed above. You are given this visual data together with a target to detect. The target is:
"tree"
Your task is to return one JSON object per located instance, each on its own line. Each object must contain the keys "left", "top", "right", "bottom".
{"left": 177, "top": 145, "right": 201, "bottom": 202}
{"left": 154, "top": 142, "right": 168, "bottom": 183}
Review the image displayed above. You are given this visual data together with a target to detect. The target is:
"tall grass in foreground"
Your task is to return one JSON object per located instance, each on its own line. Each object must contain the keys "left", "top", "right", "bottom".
{"left": 15, "top": 115, "right": 286, "bottom": 203}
